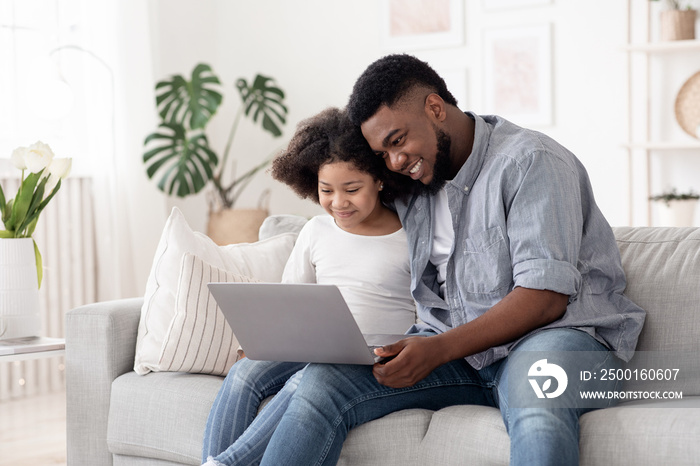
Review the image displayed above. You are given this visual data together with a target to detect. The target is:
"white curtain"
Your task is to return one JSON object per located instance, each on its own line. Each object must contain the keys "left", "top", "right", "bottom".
{"left": 88, "top": 0, "right": 167, "bottom": 300}
{"left": 1, "top": 0, "right": 166, "bottom": 399}
{"left": 1, "top": 0, "right": 166, "bottom": 302}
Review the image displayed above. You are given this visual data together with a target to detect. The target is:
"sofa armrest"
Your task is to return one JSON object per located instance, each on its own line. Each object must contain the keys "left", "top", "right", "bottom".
{"left": 65, "top": 297, "right": 143, "bottom": 466}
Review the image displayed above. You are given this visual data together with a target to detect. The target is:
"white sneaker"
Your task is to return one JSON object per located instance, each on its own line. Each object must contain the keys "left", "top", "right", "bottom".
{"left": 201, "top": 457, "right": 224, "bottom": 466}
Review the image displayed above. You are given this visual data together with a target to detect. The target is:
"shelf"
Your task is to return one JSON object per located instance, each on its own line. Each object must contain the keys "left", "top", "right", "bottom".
{"left": 624, "top": 141, "right": 700, "bottom": 150}
{"left": 624, "top": 1, "right": 700, "bottom": 226}
{"left": 624, "top": 39, "right": 700, "bottom": 53}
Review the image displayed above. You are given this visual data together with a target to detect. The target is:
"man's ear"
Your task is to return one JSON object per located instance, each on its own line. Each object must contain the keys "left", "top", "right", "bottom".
{"left": 424, "top": 93, "right": 446, "bottom": 122}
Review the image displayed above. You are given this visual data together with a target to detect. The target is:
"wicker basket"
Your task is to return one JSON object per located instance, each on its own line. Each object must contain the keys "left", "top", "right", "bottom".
{"left": 206, "top": 208, "right": 268, "bottom": 245}
{"left": 660, "top": 9, "right": 696, "bottom": 41}
{"left": 675, "top": 70, "right": 700, "bottom": 139}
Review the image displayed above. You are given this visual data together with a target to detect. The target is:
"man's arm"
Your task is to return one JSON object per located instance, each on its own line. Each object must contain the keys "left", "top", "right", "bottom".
{"left": 372, "top": 287, "right": 568, "bottom": 388}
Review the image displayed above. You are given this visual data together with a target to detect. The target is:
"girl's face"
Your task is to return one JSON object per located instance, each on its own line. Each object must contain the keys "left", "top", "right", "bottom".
{"left": 317, "top": 161, "right": 383, "bottom": 234}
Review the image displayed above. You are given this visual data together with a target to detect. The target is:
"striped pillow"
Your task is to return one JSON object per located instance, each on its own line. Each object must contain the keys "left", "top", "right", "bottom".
{"left": 158, "top": 253, "right": 258, "bottom": 375}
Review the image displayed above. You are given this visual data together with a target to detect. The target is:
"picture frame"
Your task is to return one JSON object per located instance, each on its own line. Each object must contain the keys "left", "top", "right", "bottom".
{"left": 483, "top": 0, "right": 552, "bottom": 10}
{"left": 380, "top": 0, "right": 465, "bottom": 50}
{"left": 482, "top": 23, "right": 553, "bottom": 126}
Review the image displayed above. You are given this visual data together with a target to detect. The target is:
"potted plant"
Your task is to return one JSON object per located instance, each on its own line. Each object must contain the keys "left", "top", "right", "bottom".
{"left": 649, "top": 188, "right": 699, "bottom": 226}
{"left": 143, "top": 63, "right": 288, "bottom": 244}
{"left": 651, "top": 0, "right": 697, "bottom": 41}
{"left": 0, "top": 142, "right": 71, "bottom": 338}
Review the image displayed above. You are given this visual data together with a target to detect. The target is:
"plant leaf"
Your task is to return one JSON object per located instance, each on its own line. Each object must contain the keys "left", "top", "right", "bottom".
{"left": 2, "top": 199, "right": 13, "bottom": 227}
{"left": 156, "top": 64, "right": 222, "bottom": 131}
{"left": 142, "top": 123, "right": 218, "bottom": 197}
{"left": 0, "top": 182, "right": 5, "bottom": 213}
{"left": 16, "top": 175, "right": 48, "bottom": 236}
{"left": 33, "top": 238, "right": 43, "bottom": 289}
{"left": 8, "top": 171, "right": 41, "bottom": 233}
{"left": 24, "top": 179, "right": 61, "bottom": 232}
{"left": 25, "top": 216, "right": 39, "bottom": 238}
{"left": 236, "top": 74, "right": 288, "bottom": 138}
{"left": 19, "top": 178, "right": 58, "bottom": 237}
{"left": 156, "top": 75, "right": 188, "bottom": 123}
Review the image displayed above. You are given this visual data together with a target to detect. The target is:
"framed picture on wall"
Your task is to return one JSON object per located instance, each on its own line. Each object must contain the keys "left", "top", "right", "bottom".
{"left": 483, "top": 0, "right": 552, "bottom": 9}
{"left": 380, "top": 0, "right": 465, "bottom": 50}
{"left": 483, "top": 23, "right": 552, "bottom": 126}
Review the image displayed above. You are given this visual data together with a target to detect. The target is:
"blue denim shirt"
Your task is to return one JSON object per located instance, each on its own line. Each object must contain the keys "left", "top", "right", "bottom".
{"left": 397, "top": 113, "right": 645, "bottom": 369}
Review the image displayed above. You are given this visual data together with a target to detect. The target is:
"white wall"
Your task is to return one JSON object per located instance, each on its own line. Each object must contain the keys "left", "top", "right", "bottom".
{"left": 146, "top": 0, "right": 697, "bottom": 232}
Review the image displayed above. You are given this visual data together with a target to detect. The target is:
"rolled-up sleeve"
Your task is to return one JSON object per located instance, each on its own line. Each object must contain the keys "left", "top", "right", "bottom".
{"left": 512, "top": 258, "right": 581, "bottom": 296}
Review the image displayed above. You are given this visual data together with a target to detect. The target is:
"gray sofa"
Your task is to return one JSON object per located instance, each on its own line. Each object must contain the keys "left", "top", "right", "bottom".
{"left": 66, "top": 225, "right": 700, "bottom": 465}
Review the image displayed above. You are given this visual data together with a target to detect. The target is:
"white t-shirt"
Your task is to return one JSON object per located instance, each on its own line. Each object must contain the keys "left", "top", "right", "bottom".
{"left": 430, "top": 187, "right": 455, "bottom": 298}
{"left": 282, "top": 215, "right": 416, "bottom": 334}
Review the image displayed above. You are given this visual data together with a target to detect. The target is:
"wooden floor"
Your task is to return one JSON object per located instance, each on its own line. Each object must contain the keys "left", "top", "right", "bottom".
{"left": 0, "top": 389, "right": 67, "bottom": 465}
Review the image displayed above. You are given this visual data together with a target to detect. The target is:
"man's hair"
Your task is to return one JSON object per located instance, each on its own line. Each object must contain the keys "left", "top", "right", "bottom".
{"left": 270, "top": 107, "right": 406, "bottom": 204}
{"left": 347, "top": 54, "right": 458, "bottom": 126}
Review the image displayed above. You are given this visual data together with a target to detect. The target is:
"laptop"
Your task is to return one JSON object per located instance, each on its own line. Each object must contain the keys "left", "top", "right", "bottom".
{"left": 207, "top": 282, "right": 410, "bottom": 365}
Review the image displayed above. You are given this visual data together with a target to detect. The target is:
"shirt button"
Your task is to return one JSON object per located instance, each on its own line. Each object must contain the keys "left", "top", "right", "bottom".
{"left": 464, "top": 186, "right": 469, "bottom": 192}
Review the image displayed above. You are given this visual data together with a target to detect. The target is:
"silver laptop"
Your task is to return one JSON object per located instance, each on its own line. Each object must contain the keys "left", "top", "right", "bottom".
{"left": 207, "top": 282, "right": 409, "bottom": 365}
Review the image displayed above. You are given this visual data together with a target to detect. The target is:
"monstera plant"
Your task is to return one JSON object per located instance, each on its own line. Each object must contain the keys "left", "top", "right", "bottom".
{"left": 143, "top": 64, "right": 288, "bottom": 210}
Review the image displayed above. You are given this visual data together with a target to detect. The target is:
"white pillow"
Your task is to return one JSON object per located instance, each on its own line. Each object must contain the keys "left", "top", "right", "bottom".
{"left": 158, "top": 253, "right": 258, "bottom": 376}
{"left": 134, "top": 207, "right": 297, "bottom": 375}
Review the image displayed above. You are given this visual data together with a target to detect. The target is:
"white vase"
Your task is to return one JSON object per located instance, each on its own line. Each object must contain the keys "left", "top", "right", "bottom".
{"left": 656, "top": 200, "right": 699, "bottom": 227}
{"left": 0, "top": 238, "right": 41, "bottom": 339}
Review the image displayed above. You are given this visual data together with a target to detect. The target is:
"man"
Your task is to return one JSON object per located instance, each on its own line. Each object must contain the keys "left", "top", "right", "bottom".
{"left": 259, "top": 54, "right": 645, "bottom": 465}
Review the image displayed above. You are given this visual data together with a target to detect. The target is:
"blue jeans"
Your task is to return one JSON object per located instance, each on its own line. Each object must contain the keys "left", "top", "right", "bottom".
{"left": 260, "top": 329, "right": 623, "bottom": 466}
{"left": 202, "top": 358, "right": 307, "bottom": 465}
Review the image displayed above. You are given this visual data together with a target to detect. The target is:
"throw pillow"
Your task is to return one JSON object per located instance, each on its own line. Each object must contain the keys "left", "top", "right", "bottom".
{"left": 158, "top": 253, "right": 257, "bottom": 376}
{"left": 134, "top": 207, "right": 297, "bottom": 375}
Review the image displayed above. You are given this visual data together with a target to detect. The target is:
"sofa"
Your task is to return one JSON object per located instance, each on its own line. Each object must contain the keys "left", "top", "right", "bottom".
{"left": 66, "top": 221, "right": 700, "bottom": 465}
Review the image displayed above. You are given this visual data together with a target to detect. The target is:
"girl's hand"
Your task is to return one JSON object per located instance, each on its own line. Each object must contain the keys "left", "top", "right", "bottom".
{"left": 372, "top": 336, "right": 445, "bottom": 388}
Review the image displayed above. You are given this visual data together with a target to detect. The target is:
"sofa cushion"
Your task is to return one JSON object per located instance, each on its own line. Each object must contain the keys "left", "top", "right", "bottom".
{"left": 416, "top": 405, "right": 509, "bottom": 466}
{"left": 338, "top": 409, "right": 434, "bottom": 466}
{"left": 108, "top": 371, "right": 222, "bottom": 463}
{"left": 258, "top": 214, "right": 308, "bottom": 240}
{"left": 157, "top": 253, "right": 260, "bottom": 376}
{"left": 108, "top": 371, "right": 436, "bottom": 465}
{"left": 613, "top": 227, "right": 700, "bottom": 354}
{"left": 579, "top": 397, "right": 700, "bottom": 465}
{"left": 613, "top": 227, "right": 700, "bottom": 397}
{"left": 134, "top": 207, "right": 297, "bottom": 375}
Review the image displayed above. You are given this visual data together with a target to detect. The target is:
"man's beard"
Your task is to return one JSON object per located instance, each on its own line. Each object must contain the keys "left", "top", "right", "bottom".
{"left": 417, "top": 127, "right": 452, "bottom": 196}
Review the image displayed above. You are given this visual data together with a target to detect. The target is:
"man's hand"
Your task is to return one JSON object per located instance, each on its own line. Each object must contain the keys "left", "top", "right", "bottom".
{"left": 371, "top": 288, "right": 568, "bottom": 389}
{"left": 372, "top": 336, "right": 445, "bottom": 388}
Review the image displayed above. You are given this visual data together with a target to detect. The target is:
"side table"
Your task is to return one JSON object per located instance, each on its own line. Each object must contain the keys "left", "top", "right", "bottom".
{"left": 0, "top": 337, "right": 65, "bottom": 362}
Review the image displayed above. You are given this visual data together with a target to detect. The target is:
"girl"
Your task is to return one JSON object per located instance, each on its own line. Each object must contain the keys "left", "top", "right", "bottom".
{"left": 201, "top": 107, "right": 415, "bottom": 466}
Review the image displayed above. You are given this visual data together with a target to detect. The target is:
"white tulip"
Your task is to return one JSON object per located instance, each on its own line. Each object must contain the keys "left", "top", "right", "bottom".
{"left": 43, "top": 158, "right": 72, "bottom": 197}
{"left": 10, "top": 146, "right": 29, "bottom": 170}
{"left": 24, "top": 141, "right": 55, "bottom": 174}
{"left": 48, "top": 157, "right": 72, "bottom": 180}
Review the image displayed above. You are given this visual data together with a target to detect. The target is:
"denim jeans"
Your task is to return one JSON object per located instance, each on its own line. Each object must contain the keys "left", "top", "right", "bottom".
{"left": 202, "top": 358, "right": 307, "bottom": 465}
{"left": 260, "top": 329, "right": 623, "bottom": 466}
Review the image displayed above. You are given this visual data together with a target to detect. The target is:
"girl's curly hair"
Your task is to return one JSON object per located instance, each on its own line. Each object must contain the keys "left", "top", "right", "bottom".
{"left": 271, "top": 107, "right": 411, "bottom": 204}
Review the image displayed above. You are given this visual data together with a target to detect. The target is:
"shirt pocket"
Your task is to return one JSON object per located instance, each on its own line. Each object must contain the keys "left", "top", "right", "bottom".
{"left": 461, "top": 226, "right": 512, "bottom": 294}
